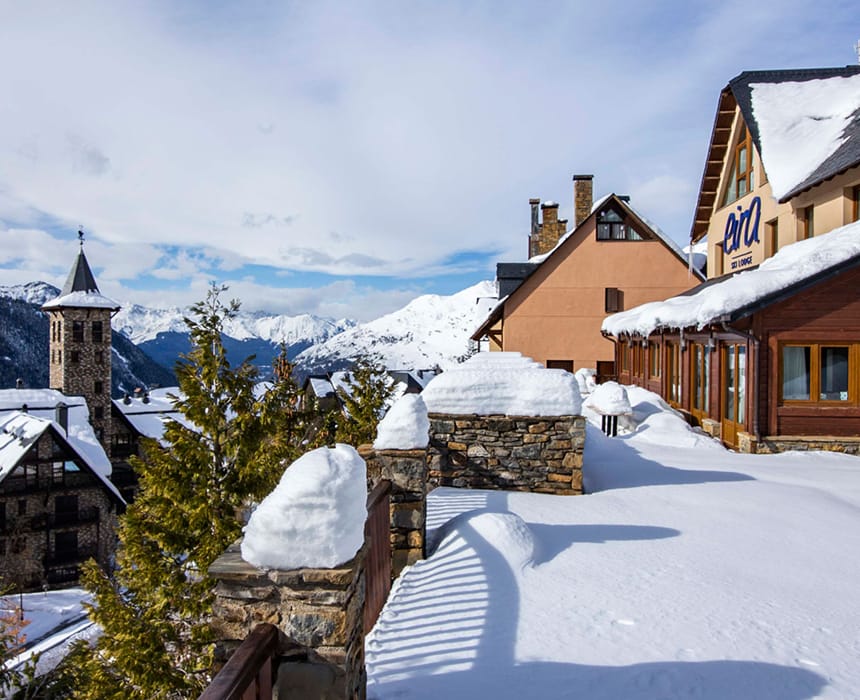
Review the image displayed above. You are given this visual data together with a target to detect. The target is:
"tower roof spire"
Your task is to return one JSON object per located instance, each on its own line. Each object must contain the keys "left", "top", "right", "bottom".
{"left": 41, "top": 230, "right": 120, "bottom": 311}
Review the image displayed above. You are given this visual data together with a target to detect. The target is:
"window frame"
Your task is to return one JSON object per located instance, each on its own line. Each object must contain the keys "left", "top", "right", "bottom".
{"left": 779, "top": 342, "right": 858, "bottom": 405}
{"left": 72, "top": 320, "right": 84, "bottom": 343}
{"left": 722, "top": 121, "right": 755, "bottom": 206}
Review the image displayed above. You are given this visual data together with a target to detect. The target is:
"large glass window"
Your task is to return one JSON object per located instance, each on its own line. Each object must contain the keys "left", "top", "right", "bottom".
{"left": 648, "top": 342, "right": 661, "bottom": 378}
{"left": 692, "top": 344, "right": 710, "bottom": 413}
{"left": 781, "top": 344, "right": 855, "bottom": 403}
{"left": 723, "top": 121, "right": 755, "bottom": 206}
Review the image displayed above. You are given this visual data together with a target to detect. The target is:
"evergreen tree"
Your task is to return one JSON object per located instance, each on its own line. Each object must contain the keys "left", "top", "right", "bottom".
{"left": 335, "top": 354, "right": 396, "bottom": 446}
{"left": 68, "top": 285, "right": 316, "bottom": 699}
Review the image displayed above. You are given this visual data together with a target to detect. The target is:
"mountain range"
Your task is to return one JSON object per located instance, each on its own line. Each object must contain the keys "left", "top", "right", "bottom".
{"left": 0, "top": 280, "right": 497, "bottom": 390}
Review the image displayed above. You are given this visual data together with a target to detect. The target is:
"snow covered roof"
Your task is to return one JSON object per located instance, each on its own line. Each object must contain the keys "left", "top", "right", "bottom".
{"left": 0, "top": 412, "right": 123, "bottom": 504}
{"left": 0, "top": 389, "right": 112, "bottom": 477}
{"left": 113, "top": 387, "right": 189, "bottom": 442}
{"left": 421, "top": 352, "right": 582, "bottom": 417}
{"left": 604, "top": 218, "right": 860, "bottom": 337}
{"left": 738, "top": 68, "right": 860, "bottom": 202}
{"left": 691, "top": 66, "right": 860, "bottom": 241}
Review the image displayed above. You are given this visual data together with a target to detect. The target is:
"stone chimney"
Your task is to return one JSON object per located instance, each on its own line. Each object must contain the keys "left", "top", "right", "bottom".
{"left": 528, "top": 201, "right": 565, "bottom": 258}
{"left": 573, "top": 174, "right": 594, "bottom": 228}
{"left": 528, "top": 198, "right": 541, "bottom": 258}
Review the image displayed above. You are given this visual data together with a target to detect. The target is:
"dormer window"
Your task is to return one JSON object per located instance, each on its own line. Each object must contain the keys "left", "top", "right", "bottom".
{"left": 723, "top": 121, "right": 755, "bottom": 206}
{"left": 596, "top": 207, "right": 644, "bottom": 241}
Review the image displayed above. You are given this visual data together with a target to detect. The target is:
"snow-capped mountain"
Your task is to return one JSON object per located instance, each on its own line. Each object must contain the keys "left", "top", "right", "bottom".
{"left": 114, "top": 303, "right": 355, "bottom": 346}
{"left": 0, "top": 281, "right": 61, "bottom": 306}
{"left": 293, "top": 281, "right": 498, "bottom": 376}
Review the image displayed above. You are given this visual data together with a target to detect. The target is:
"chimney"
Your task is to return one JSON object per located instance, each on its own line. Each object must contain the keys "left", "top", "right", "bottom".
{"left": 573, "top": 174, "right": 594, "bottom": 228}
{"left": 56, "top": 402, "right": 69, "bottom": 435}
{"left": 528, "top": 198, "right": 541, "bottom": 258}
{"left": 15, "top": 378, "right": 23, "bottom": 389}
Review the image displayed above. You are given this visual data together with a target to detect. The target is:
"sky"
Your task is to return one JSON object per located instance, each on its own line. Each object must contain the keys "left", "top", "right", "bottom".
{"left": 0, "top": 1, "right": 858, "bottom": 321}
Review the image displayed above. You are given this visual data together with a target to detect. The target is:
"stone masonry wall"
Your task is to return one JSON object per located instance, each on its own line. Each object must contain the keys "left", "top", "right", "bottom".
{"left": 428, "top": 414, "right": 585, "bottom": 495}
{"left": 360, "top": 446, "right": 427, "bottom": 578}
{"left": 210, "top": 540, "right": 366, "bottom": 699}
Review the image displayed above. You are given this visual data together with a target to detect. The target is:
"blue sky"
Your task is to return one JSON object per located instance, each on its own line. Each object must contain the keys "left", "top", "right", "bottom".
{"left": 0, "top": 1, "right": 858, "bottom": 320}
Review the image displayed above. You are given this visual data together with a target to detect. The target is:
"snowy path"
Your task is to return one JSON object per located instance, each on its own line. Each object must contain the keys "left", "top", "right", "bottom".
{"left": 366, "top": 388, "right": 860, "bottom": 699}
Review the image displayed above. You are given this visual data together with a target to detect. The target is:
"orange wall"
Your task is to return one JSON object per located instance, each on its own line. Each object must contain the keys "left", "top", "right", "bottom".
{"left": 500, "top": 221, "right": 697, "bottom": 369}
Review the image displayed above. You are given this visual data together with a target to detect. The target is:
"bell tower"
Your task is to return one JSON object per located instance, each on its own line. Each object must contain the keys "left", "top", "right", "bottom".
{"left": 42, "top": 231, "right": 120, "bottom": 447}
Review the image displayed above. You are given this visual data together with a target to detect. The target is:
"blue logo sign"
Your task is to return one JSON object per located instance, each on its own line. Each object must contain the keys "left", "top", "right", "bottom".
{"left": 723, "top": 196, "right": 761, "bottom": 255}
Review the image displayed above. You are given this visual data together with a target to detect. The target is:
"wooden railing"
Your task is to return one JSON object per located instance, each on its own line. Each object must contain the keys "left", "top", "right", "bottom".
{"left": 199, "top": 623, "right": 280, "bottom": 700}
{"left": 200, "top": 479, "right": 394, "bottom": 699}
{"left": 364, "top": 479, "right": 392, "bottom": 634}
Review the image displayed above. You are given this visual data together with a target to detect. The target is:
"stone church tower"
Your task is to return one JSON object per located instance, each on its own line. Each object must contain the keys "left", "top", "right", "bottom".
{"left": 42, "top": 236, "right": 120, "bottom": 447}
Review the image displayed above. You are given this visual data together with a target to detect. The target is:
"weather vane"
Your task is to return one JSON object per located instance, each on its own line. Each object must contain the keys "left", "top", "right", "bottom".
{"left": 78, "top": 227, "right": 85, "bottom": 246}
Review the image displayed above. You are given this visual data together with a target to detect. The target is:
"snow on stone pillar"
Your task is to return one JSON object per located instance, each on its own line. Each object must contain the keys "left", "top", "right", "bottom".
{"left": 209, "top": 445, "right": 369, "bottom": 700}
{"left": 360, "top": 394, "right": 430, "bottom": 578}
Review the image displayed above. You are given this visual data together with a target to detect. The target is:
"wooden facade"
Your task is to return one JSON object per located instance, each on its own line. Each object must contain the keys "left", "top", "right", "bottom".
{"left": 614, "top": 261, "right": 860, "bottom": 450}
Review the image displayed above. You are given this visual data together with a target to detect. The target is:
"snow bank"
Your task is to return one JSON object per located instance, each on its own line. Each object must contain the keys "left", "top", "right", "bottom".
{"left": 435, "top": 510, "right": 535, "bottom": 570}
{"left": 603, "top": 219, "right": 860, "bottom": 336}
{"left": 574, "top": 368, "right": 597, "bottom": 395}
{"left": 751, "top": 73, "right": 860, "bottom": 200}
{"left": 421, "top": 353, "right": 581, "bottom": 416}
{"left": 241, "top": 445, "right": 367, "bottom": 570}
{"left": 374, "top": 394, "right": 429, "bottom": 450}
{"left": 585, "top": 381, "right": 632, "bottom": 415}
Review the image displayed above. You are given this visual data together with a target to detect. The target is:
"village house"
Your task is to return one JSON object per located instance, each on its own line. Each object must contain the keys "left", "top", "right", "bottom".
{"left": 604, "top": 65, "right": 860, "bottom": 453}
{"left": 472, "top": 175, "right": 704, "bottom": 379}
{"left": 0, "top": 392, "right": 124, "bottom": 591}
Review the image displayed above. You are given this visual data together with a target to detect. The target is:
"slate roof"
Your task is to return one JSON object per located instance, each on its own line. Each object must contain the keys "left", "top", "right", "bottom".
{"left": 691, "top": 65, "right": 860, "bottom": 241}
{"left": 42, "top": 246, "right": 120, "bottom": 310}
{"left": 729, "top": 66, "right": 860, "bottom": 202}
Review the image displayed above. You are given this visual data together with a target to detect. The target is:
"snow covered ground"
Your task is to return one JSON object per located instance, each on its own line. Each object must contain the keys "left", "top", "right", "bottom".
{"left": 366, "top": 386, "right": 860, "bottom": 699}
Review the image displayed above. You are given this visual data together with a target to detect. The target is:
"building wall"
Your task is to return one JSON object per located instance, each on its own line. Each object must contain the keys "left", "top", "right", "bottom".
{"left": 47, "top": 307, "right": 114, "bottom": 445}
{"left": 500, "top": 219, "right": 697, "bottom": 371}
{"left": 704, "top": 108, "right": 860, "bottom": 277}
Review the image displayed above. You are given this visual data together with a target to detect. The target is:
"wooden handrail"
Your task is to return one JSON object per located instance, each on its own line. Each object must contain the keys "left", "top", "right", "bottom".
{"left": 199, "top": 623, "right": 280, "bottom": 700}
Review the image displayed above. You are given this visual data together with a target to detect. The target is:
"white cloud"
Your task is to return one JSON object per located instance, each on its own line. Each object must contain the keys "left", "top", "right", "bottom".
{"left": 0, "top": 0, "right": 856, "bottom": 302}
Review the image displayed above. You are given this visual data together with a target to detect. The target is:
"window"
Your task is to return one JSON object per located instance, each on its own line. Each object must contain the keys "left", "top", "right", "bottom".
{"left": 94, "top": 380, "right": 104, "bottom": 395}
{"left": 605, "top": 288, "right": 623, "bottom": 313}
{"left": 546, "top": 360, "right": 573, "bottom": 372}
{"left": 765, "top": 218, "right": 779, "bottom": 257}
{"left": 620, "top": 343, "right": 629, "bottom": 372}
{"left": 691, "top": 344, "right": 710, "bottom": 414}
{"left": 723, "top": 121, "right": 755, "bottom": 206}
{"left": 799, "top": 205, "right": 814, "bottom": 240}
{"left": 723, "top": 344, "right": 746, "bottom": 424}
{"left": 72, "top": 320, "right": 84, "bottom": 342}
{"left": 17, "top": 500, "right": 26, "bottom": 517}
{"left": 92, "top": 321, "right": 104, "bottom": 343}
{"left": 70, "top": 350, "right": 80, "bottom": 364}
{"left": 53, "top": 531, "right": 78, "bottom": 562}
{"left": 782, "top": 343, "right": 854, "bottom": 403}
{"left": 852, "top": 185, "right": 860, "bottom": 223}
{"left": 596, "top": 207, "right": 643, "bottom": 241}
{"left": 648, "top": 342, "right": 661, "bottom": 378}
{"left": 667, "top": 342, "right": 681, "bottom": 405}
{"left": 95, "top": 350, "right": 104, "bottom": 365}
{"left": 55, "top": 495, "right": 79, "bottom": 526}
{"left": 94, "top": 406, "right": 104, "bottom": 420}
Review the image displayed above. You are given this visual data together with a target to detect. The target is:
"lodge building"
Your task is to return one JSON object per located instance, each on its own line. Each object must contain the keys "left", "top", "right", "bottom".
{"left": 604, "top": 66, "right": 860, "bottom": 453}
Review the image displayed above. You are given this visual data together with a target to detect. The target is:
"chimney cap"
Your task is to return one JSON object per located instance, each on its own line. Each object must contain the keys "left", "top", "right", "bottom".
{"left": 572, "top": 174, "right": 594, "bottom": 181}
{"left": 541, "top": 200, "right": 559, "bottom": 208}
{"left": 618, "top": 195, "right": 631, "bottom": 202}
{"left": 529, "top": 197, "right": 541, "bottom": 205}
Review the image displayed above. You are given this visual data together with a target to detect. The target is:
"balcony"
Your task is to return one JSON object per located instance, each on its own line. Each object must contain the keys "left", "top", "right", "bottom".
{"left": 45, "top": 544, "right": 98, "bottom": 568}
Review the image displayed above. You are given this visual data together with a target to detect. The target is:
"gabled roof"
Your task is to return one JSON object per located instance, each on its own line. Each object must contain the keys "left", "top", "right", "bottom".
{"left": 42, "top": 246, "right": 120, "bottom": 311}
{"left": 604, "top": 218, "right": 860, "bottom": 337}
{"left": 0, "top": 411, "right": 124, "bottom": 505}
{"left": 691, "top": 66, "right": 860, "bottom": 242}
{"left": 471, "top": 194, "right": 703, "bottom": 340}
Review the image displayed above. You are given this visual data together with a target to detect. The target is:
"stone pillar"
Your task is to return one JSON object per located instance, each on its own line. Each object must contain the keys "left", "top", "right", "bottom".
{"left": 209, "top": 540, "right": 367, "bottom": 699}
{"left": 360, "top": 445, "right": 428, "bottom": 578}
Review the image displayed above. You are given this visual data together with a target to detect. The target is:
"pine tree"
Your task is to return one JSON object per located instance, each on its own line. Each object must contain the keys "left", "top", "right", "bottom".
{"left": 67, "top": 285, "right": 316, "bottom": 699}
{"left": 335, "top": 354, "right": 396, "bottom": 446}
